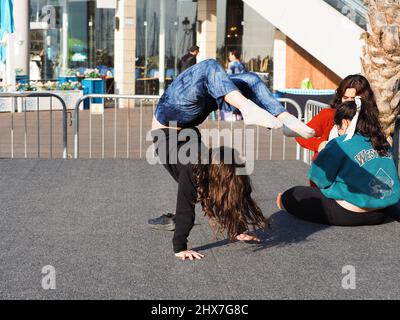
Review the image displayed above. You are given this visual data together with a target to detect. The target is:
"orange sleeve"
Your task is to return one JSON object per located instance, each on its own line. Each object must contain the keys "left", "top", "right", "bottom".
{"left": 296, "top": 108, "right": 335, "bottom": 153}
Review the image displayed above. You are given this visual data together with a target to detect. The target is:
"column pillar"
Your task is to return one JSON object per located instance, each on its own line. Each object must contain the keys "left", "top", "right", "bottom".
{"left": 273, "top": 29, "right": 286, "bottom": 91}
{"left": 11, "top": 0, "right": 29, "bottom": 84}
{"left": 197, "top": 0, "right": 217, "bottom": 61}
{"left": 61, "top": 0, "right": 69, "bottom": 73}
{"left": 114, "top": 0, "right": 136, "bottom": 97}
{"left": 159, "top": 0, "right": 166, "bottom": 95}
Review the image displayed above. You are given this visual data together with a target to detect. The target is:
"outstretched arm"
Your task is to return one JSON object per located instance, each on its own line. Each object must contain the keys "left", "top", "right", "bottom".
{"left": 173, "top": 167, "right": 205, "bottom": 260}
{"left": 296, "top": 109, "right": 335, "bottom": 152}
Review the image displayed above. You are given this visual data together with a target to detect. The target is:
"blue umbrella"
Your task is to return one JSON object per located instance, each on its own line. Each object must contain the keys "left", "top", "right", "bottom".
{"left": 0, "top": 0, "right": 14, "bottom": 33}
{"left": 0, "top": 0, "right": 14, "bottom": 64}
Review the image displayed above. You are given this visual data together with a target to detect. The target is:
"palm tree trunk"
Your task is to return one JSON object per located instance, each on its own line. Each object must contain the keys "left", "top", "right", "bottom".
{"left": 361, "top": 0, "right": 400, "bottom": 138}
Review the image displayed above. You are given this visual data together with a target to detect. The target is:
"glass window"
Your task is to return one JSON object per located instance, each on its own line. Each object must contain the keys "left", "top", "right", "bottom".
{"left": 29, "top": 0, "right": 115, "bottom": 81}
{"left": 29, "top": 0, "right": 63, "bottom": 80}
{"left": 135, "top": 0, "right": 197, "bottom": 95}
{"left": 216, "top": 0, "right": 275, "bottom": 88}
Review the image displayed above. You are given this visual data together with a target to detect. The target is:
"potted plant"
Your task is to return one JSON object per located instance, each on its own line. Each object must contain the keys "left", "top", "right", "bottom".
{"left": 84, "top": 68, "right": 102, "bottom": 79}
{"left": 10, "top": 80, "right": 83, "bottom": 112}
{"left": 82, "top": 68, "right": 105, "bottom": 109}
{"left": 58, "top": 68, "right": 78, "bottom": 84}
{"left": 57, "top": 81, "right": 81, "bottom": 91}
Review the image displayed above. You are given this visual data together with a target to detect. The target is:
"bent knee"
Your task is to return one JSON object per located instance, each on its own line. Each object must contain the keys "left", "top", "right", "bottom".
{"left": 235, "top": 72, "right": 261, "bottom": 86}
{"left": 199, "top": 58, "right": 218, "bottom": 67}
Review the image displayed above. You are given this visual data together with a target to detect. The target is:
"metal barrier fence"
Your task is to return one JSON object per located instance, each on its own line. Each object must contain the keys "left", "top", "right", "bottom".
{"left": 0, "top": 92, "right": 68, "bottom": 159}
{"left": 302, "top": 99, "right": 330, "bottom": 165}
{"left": 2, "top": 91, "right": 398, "bottom": 170}
{"left": 73, "top": 94, "right": 160, "bottom": 159}
{"left": 210, "top": 97, "right": 302, "bottom": 161}
{"left": 277, "top": 98, "right": 302, "bottom": 161}
{"left": 73, "top": 94, "right": 303, "bottom": 161}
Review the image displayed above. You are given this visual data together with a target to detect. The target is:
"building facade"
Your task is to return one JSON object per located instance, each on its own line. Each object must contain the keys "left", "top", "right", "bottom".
{"left": 4, "top": 0, "right": 367, "bottom": 95}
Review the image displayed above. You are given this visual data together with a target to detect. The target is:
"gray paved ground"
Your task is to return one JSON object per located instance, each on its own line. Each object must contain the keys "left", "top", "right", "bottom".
{"left": 0, "top": 159, "right": 399, "bottom": 300}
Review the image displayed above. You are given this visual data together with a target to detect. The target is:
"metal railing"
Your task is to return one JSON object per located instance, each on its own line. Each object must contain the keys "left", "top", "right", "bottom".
{"left": 323, "top": 0, "right": 368, "bottom": 30}
{"left": 74, "top": 94, "right": 160, "bottom": 159}
{"left": 208, "top": 98, "right": 302, "bottom": 161}
{"left": 277, "top": 98, "right": 302, "bottom": 161}
{"left": 73, "top": 94, "right": 303, "bottom": 161}
{"left": 0, "top": 92, "right": 68, "bottom": 159}
{"left": 302, "top": 99, "right": 330, "bottom": 165}
{"left": 1, "top": 91, "right": 397, "bottom": 171}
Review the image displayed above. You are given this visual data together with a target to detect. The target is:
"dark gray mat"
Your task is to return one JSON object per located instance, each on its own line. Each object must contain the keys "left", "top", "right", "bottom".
{"left": 0, "top": 160, "right": 399, "bottom": 299}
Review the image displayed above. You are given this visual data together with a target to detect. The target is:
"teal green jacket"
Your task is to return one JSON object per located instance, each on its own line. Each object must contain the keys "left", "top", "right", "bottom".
{"left": 309, "top": 133, "right": 400, "bottom": 209}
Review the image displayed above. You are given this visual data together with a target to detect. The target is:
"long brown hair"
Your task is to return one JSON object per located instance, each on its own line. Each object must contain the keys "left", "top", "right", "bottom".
{"left": 192, "top": 147, "right": 268, "bottom": 241}
{"left": 334, "top": 99, "right": 390, "bottom": 156}
{"left": 331, "top": 74, "right": 377, "bottom": 109}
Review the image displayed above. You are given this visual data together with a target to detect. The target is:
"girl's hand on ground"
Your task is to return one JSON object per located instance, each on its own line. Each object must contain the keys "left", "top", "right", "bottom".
{"left": 236, "top": 233, "right": 260, "bottom": 242}
{"left": 175, "top": 250, "right": 205, "bottom": 261}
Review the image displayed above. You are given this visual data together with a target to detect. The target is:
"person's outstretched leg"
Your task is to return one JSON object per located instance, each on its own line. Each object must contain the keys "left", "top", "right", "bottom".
{"left": 385, "top": 201, "right": 400, "bottom": 222}
{"left": 155, "top": 59, "right": 303, "bottom": 130}
{"left": 229, "top": 72, "right": 315, "bottom": 138}
{"left": 278, "top": 113, "right": 315, "bottom": 139}
{"left": 223, "top": 91, "right": 283, "bottom": 128}
{"left": 278, "top": 186, "right": 330, "bottom": 224}
{"left": 279, "top": 186, "right": 388, "bottom": 226}
{"left": 199, "top": 59, "right": 284, "bottom": 129}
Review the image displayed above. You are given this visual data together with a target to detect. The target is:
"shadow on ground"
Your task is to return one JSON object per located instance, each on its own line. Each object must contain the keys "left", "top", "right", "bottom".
{"left": 192, "top": 210, "right": 330, "bottom": 252}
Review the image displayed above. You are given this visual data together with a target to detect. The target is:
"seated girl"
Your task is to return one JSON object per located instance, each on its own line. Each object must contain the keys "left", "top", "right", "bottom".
{"left": 296, "top": 75, "right": 377, "bottom": 162}
{"left": 277, "top": 97, "right": 400, "bottom": 226}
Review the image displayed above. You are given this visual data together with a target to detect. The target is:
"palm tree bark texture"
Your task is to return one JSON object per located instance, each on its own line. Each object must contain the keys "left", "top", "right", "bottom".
{"left": 362, "top": 0, "right": 400, "bottom": 139}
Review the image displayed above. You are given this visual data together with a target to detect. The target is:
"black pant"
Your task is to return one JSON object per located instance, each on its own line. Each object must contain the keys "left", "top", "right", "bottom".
{"left": 151, "top": 127, "right": 206, "bottom": 182}
{"left": 281, "top": 186, "right": 388, "bottom": 226}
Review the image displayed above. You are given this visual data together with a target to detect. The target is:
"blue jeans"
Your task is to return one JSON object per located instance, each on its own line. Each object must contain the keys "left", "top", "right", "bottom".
{"left": 226, "top": 72, "right": 284, "bottom": 116}
{"left": 155, "top": 59, "right": 285, "bottom": 128}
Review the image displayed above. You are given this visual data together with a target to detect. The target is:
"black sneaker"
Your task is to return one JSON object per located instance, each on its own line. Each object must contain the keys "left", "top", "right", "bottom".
{"left": 148, "top": 213, "right": 175, "bottom": 231}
